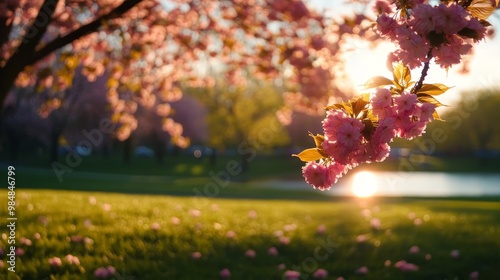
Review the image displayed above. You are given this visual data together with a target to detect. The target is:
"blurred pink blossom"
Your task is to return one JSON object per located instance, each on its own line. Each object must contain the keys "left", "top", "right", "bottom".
{"left": 189, "top": 209, "right": 201, "bottom": 217}
{"left": 65, "top": 254, "right": 80, "bottom": 266}
{"left": 313, "top": 268, "right": 328, "bottom": 279}
{"left": 316, "top": 224, "right": 327, "bottom": 235}
{"left": 283, "top": 270, "right": 301, "bottom": 280}
{"left": 356, "top": 234, "right": 368, "bottom": 243}
{"left": 151, "top": 222, "right": 160, "bottom": 231}
{"left": 268, "top": 247, "right": 279, "bottom": 256}
{"left": 279, "top": 236, "right": 291, "bottom": 245}
{"left": 394, "top": 260, "right": 419, "bottom": 271}
{"left": 370, "top": 218, "right": 382, "bottom": 230}
{"left": 219, "top": 268, "right": 231, "bottom": 278}
{"left": 245, "top": 249, "right": 256, "bottom": 258}
{"left": 226, "top": 231, "right": 236, "bottom": 239}
{"left": 171, "top": 217, "right": 181, "bottom": 225}
{"left": 409, "top": 245, "right": 420, "bottom": 254}
{"left": 48, "top": 257, "right": 62, "bottom": 268}
{"left": 356, "top": 266, "right": 369, "bottom": 274}
{"left": 248, "top": 210, "right": 258, "bottom": 218}
{"left": 191, "top": 252, "right": 202, "bottom": 259}
{"left": 451, "top": 250, "right": 460, "bottom": 258}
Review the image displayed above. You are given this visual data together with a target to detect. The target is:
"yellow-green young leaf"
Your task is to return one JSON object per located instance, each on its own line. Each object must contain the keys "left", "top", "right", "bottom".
{"left": 363, "top": 76, "right": 393, "bottom": 89}
{"left": 308, "top": 132, "right": 325, "bottom": 149}
{"left": 433, "top": 110, "right": 445, "bottom": 121}
{"left": 417, "top": 93, "right": 447, "bottom": 107}
{"left": 393, "top": 63, "right": 412, "bottom": 89}
{"left": 293, "top": 148, "right": 326, "bottom": 162}
{"left": 467, "top": 0, "right": 499, "bottom": 21}
{"left": 324, "top": 103, "right": 344, "bottom": 111}
{"left": 352, "top": 95, "right": 370, "bottom": 118}
{"left": 342, "top": 101, "right": 354, "bottom": 116}
{"left": 417, "top": 83, "right": 452, "bottom": 95}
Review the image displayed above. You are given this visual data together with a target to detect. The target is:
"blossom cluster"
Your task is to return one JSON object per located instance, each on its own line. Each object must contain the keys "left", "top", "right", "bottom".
{"left": 300, "top": 87, "right": 435, "bottom": 191}
{"left": 296, "top": 0, "right": 497, "bottom": 191}
{"left": 376, "top": 1, "right": 487, "bottom": 68}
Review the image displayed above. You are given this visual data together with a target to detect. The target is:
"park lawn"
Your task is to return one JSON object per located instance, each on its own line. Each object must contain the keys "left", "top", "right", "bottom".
{"left": 1, "top": 189, "right": 499, "bottom": 280}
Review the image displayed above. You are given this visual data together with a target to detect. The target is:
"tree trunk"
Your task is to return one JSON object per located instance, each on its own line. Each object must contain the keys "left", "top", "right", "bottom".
{"left": 123, "top": 136, "right": 132, "bottom": 163}
{"left": 154, "top": 137, "right": 165, "bottom": 164}
{"left": 49, "top": 129, "right": 62, "bottom": 163}
{"left": 5, "top": 129, "right": 21, "bottom": 164}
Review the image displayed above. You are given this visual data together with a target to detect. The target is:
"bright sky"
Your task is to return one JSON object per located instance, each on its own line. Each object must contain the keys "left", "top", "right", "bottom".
{"left": 308, "top": 1, "right": 500, "bottom": 106}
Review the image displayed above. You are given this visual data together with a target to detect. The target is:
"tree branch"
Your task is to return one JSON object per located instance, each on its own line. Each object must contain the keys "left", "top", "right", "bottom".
{"left": 412, "top": 48, "right": 433, "bottom": 94}
{"left": 28, "top": 0, "right": 144, "bottom": 66}
{"left": 5, "top": 0, "right": 58, "bottom": 72}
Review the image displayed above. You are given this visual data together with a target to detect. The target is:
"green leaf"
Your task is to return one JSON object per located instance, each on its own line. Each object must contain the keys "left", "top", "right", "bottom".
{"left": 417, "top": 93, "right": 447, "bottom": 107}
{"left": 363, "top": 76, "right": 393, "bottom": 89}
{"left": 393, "top": 63, "right": 412, "bottom": 89}
{"left": 293, "top": 148, "right": 326, "bottom": 162}
{"left": 417, "top": 83, "right": 452, "bottom": 96}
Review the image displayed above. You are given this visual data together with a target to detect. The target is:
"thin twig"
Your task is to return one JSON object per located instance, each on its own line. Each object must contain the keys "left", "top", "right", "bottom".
{"left": 412, "top": 48, "right": 433, "bottom": 94}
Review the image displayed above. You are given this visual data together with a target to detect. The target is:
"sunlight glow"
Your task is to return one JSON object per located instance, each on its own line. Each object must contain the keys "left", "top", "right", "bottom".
{"left": 352, "top": 171, "right": 378, "bottom": 198}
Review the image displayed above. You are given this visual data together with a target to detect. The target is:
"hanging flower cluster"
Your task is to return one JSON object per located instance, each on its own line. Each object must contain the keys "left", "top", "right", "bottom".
{"left": 295, "top": 0, "right": 499, "bottom": 191}
{"left": 378, "top": 1, "right": 489, "bottom": 69}
{"left": 295, "top": 63, "right": 447, "bottom": 190}
{"left": 294, "top": 0, "right": 499, "bottom": 191}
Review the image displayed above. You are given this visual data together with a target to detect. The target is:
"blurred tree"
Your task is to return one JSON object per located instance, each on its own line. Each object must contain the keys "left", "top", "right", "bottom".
{"left": 188, "top": 80, "right": 290, "bottom": 171}
{"left": 418, "top": 89, "right": 500, "bottom": 155}
{"left": 1, "top": 0, "right": 377, "bottom": 153}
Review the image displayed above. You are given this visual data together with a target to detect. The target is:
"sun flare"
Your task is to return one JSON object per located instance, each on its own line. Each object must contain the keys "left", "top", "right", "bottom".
{"left": 352, "top": 171, "right": 378, "bottom": 198}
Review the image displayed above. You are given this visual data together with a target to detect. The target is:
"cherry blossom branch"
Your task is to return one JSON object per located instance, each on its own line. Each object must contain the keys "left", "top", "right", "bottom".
{"left": 0, "top": 0, "right": 58, "bottom": 109}
{"left": 411, "top": 48, "right": 433, "bottom": 94}
{"left": 28, "top": 0, "right": 144, "bottom": 66}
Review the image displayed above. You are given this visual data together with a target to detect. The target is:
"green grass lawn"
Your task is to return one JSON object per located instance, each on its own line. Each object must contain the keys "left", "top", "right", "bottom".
{"left": 1, "top": 189, "right": 499, "bottom": 280}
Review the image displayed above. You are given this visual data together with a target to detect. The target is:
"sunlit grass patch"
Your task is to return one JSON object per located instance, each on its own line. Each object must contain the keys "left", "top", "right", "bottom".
{"left": 0, "top": 190, "right": 499, "bottom": 279}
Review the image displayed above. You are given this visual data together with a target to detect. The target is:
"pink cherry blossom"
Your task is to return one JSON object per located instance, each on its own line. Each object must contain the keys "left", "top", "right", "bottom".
{"left": 65, "top": 254, "right": 80, "bottom": 266}
{"left": 394, "top": 260, "right": 419, "bottom": 271}
{"left": 322, "top": 110, "right": 348, "bottom": 140}
{"left": 450, "top": 249, "right": 460, "bottom": 258}
{"left": 189, "top": 209, "right": 201, "bottom": 217}
{"left": 470, "top": 271, "right": 479, "bottom": 280}
{"left": 279, "top": 236, "right": 291, "bottom": 245}
{"left": 433, "top": 4, "right": 469, "bottom": 35}
{"left": 191, "top": 252, "right": 202, "bottom": 260}
{"left": 226, "top": 230, "right": 236, "bottom": 239}
{"left": 373, "top": 0, "right": 393, "bottom": 15}
{"left": 248, "top": 210, "right": 258, "bottom": 219}
{"left": 150, "top": 222, "right": 160, "bottom": 231}
{"left": 245, "top": 249, "right": 256, "bottom": 258}
{"left": 410, "top": 4, "right": 436, "bottom": 35}
{"left": 316, "top": 224, "right": 327, "bottom": 235}
{"left": 409, "top": 245, "right": 420, "bottom": 254}
{"left": 356, "top": 266, "right": 369, "bottom": 274}
{"left": 283, "top": 270, "right": 301, "bottom": 280}
{"left": 171, "top": 217, "right": 181, "bottom": 225}
{"left": 370, "top": 218, "right": 382, "bottom": 230}
{"left": 219, "top": 268, "right": 231, "bottom": 279}
{"left": 313, "top": 268, "right": 328, "bottom": 279}
{"left": 376, "top": 13, "right": 398, "bottom": 39}
{"left": 268, "top": 247, "right": 279, "bottom": 256}
{"left": 48, "top": 257, "right": 62, "bottom": 268}
{"left": 302, "top": 161, "right": 335, "bottom": 191}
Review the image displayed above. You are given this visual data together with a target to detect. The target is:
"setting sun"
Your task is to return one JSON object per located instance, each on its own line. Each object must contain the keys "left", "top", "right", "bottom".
{"left": 352, "top": 171, "right": 378, "bottom": 198}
